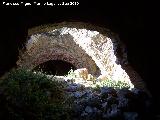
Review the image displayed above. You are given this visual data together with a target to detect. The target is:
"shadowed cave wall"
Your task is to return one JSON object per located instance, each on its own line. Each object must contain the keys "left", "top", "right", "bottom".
{"left": 33, "top": 60, "right": 76, "bottom": 76}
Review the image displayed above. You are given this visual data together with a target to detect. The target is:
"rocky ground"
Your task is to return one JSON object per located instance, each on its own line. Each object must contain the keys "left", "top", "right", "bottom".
{"left": 49, "top": 75, "right": 153, "bottom": 120}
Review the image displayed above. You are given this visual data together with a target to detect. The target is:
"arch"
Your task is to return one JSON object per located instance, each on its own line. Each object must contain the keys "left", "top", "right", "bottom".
{"left": 17, "top": 21, "right": 146, "bottom": 89}
{"left": 33, "top": 60, "right": 76, "bottom": 76}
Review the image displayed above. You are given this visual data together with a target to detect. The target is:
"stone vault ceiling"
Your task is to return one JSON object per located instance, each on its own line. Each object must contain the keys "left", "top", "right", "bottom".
{"left": 17, "top": 22, "right": 146, "bottom": 90}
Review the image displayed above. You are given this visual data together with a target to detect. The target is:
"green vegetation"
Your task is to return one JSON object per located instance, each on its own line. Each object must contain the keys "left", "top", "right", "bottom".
{"left": 65, "top": 69, "right": 131, "bottom": 89}
{"left": 97, "top": 78, "right": 131, "bottom": 89}
{"left": 0, "top": 68, "right": 133, "bottom": 119}
{"left": 0, "top": 68, "right": 72, "bottom": 120}
{"left": 65, "top": 69, "right": 76, "bottom": 78}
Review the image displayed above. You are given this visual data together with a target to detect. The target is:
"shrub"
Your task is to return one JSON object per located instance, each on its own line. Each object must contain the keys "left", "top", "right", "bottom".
{"left": 96, "top": 78, "right": 130, "bottom": 90}
{"left": 65, "top": 69, "right": 76, "bottom": 79}
{"left": 0, "top": 68, "right": 72, "bottom": 120}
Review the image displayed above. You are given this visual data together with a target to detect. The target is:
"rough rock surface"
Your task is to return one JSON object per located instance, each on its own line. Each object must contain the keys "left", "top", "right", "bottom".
{"left": 50, "top": 75, "right": 152, "bottom": 120}
{"left": 17, "top": 22, "right": 146, "bottom": 90}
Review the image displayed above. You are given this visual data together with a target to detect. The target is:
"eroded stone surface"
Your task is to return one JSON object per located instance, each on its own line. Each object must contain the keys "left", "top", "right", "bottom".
{"left": 47, "top": 75, "right": 151, "bottom": 120}
{"left": 17, "top": 22, "right": 146, "bottom": 89}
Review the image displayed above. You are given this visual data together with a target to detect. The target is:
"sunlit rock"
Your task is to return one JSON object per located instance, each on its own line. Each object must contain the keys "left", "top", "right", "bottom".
{"left": 17, "top": 22, "right": 146, "bottom": 90}
{"left": 74, "top": 68, "right": 88, "bottom": 80}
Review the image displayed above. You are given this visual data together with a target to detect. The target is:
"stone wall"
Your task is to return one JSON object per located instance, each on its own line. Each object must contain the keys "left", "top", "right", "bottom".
{"left": 17, "top": 22, "right": 145, "bottom": 89}
{"left": 17, "top": 27, "right": 101, "bottom": 77}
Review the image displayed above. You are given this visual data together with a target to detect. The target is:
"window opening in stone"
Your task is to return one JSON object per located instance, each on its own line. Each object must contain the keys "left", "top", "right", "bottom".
{"left": 33, "top": 60, "right": 76, "bottom": 76}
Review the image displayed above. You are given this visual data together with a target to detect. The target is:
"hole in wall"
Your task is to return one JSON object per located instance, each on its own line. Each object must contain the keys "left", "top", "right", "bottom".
{"left": 33, "top": 60, "right": 76, "bottom": 76}
{"left": 16, "top": 22, "right": 146, "bottom": 90}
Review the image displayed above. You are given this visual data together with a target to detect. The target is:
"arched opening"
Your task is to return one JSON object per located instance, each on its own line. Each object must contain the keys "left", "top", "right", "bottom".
{"left": 33, "top": 60, "right": 76, "bottom": 76}
{"left": 17, "top": 22, "right": 142, "bottom": 89}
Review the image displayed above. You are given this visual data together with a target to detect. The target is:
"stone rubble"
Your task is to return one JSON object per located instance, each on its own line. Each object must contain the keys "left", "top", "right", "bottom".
{"left": 51, "top": 76, "right": 152, "bottom": 120}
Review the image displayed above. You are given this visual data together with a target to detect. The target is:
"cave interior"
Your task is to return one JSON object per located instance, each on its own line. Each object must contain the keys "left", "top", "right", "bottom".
{"left": 0, "top": 1, "right": 159, "bottom": 115}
